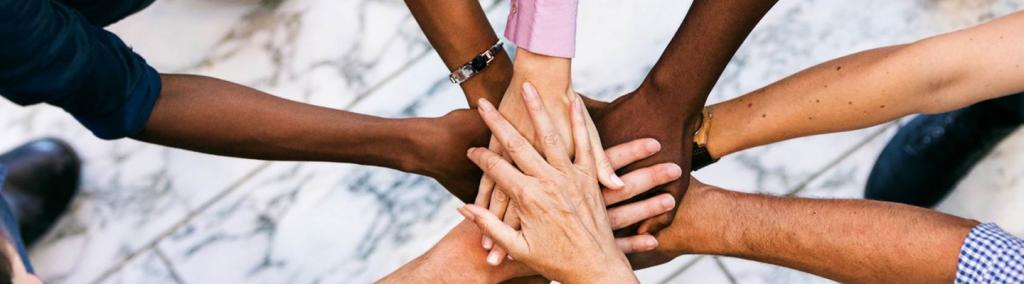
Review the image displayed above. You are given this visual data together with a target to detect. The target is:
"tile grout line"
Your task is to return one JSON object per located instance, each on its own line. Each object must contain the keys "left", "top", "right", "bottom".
{"left": 658, "top": 255, "right": 705, "bottom": 284}
{"left": 153, "top": 247, "right": 188, "bottom": 284}
{"left": 343, "top": 1, "right": 504, "bottom": 110}
{"left": 782, "top": 122, "right": 896, "bottom": 197}
{"left": 89, "top": 161, "right": 274, "bottom": 284}
{"left": 711, "top": 256, "right": 740, "bottom": 284}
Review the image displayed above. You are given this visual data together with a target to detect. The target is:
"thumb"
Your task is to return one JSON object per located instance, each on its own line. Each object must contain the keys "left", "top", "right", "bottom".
{"left": 459, "top": 205, "right": 528, "bottom": 263}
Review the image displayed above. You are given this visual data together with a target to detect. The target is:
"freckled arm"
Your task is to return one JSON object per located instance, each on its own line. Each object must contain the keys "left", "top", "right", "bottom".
{"left": 703, "top": 11, "right": 1024, "bottom": 158}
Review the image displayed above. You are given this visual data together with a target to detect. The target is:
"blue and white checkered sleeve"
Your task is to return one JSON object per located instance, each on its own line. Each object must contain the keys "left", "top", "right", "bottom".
{"left": 956, "top": 223, "right": 1024, "bottom": 284}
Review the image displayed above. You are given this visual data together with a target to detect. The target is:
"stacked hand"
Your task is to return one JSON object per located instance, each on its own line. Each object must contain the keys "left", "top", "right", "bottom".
{"left": 474, "top": 49, "right": 627, "bottom": 265}
{"left": 457, "top": 86, "right": 661, "bottom": 283}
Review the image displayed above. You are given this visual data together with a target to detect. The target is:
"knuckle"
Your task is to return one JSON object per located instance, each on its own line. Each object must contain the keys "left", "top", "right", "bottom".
{"left": 484, "top": 157, "right": 503, "bottom": 172}
{"left": 493, "top": 190, "right": 509, "bottom": 202}
{"left": 597, "top": 159, "right": 613, "bottom": 171}
{"left": 541, "top": 133, "right": 561, "bottom": 147}
{"left": 504, "top": 138, "right": 529, "bottom": 154}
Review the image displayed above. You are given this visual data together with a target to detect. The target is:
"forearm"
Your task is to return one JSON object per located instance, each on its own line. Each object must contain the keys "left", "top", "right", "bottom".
{"left": 706, "top": 11, "right": 1024, "bottom": 158}
{"left": 379, "top": 221, "right": 531, "bottom": 283}
{"left": 405, "top": 0, "right": 512, "bottom": 106}
{"left": 667, "top": 184, "right": 978, "bottom": 283}
{"left": 136, "top": 74, "right": 432, "bottom": 173}
{"left": 638, "top": 0, "right": 777, "bottom": 121}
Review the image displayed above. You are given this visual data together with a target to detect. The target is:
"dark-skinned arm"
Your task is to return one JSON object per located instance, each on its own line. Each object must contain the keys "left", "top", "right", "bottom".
{"left": 135, "top": 74, "right": 489, "bottom": 201}
{"left": 404, "top": 0, "right": 512, "bottom": 107}
{"left": 596, "top": 0, "right": 778, "bottom": 234}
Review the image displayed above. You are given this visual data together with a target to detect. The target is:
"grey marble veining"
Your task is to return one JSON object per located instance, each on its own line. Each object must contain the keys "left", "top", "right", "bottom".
{"left": 0, "top": 0, "right": 1020, "bottom": 283}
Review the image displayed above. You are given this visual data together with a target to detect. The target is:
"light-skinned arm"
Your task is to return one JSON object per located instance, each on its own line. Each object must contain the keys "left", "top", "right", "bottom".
{"left": 646, "top": 177, "right": 978, "bottom": 283}
{"left": 702, "top": 11, "right": 1024, "bottom": 160}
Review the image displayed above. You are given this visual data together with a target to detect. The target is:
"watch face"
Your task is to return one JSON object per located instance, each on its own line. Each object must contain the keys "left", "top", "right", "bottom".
{"left": 471, "top": 56, "right": 488, "bottom": 70}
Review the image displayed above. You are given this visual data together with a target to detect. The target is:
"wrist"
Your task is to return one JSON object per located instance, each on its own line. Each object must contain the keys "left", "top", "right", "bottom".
{"left": 564, "top": 258, "right": 636, "bottom": 284}
{"left": 460, "top": 53, "right": 513, "bottom": 106}
{"left": 512, "top": 48, "right": 572, "bottom": 92}
{"left": 658, "top": 184, "right": 736, "bottom": 256}
{"left": 633, "top": 79, "right": 704, "bottom": 124}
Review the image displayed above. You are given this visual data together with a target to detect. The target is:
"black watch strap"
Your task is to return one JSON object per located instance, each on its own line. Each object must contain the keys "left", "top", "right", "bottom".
{"left": 691, "top": 142, "right": 717, "bottom": 171}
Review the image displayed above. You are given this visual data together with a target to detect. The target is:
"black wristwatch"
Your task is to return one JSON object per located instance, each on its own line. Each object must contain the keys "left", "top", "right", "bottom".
{"left": 449, "top": 41, "right": 504, "bottom": 84}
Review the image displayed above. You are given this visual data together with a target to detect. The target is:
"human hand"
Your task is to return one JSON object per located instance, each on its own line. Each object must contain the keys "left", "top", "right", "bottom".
{"left": 479, "top": 69, "right": 624, "bottom": 264}
{"left": 458, "top": 91, "right": 647, "bottom": 283}
{"left": 593, "top": 89, "right": 700, "bottom": 235}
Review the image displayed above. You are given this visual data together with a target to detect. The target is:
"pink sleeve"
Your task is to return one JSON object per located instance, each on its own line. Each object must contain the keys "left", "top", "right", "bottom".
{"left": 504, "top": 0, "right": 578, "bottom": 58}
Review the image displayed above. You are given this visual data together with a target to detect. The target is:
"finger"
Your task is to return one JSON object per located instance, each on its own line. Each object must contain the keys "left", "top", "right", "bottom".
{"left": 520, "top": 82, "right": 572, "bottom": 168}
{"left": 487, "top": 244, "right": 509, "bottom": 266}
{"left": 484, "top": 188, "right": 510, "bottom": 250}
{"left": 604, "top": 163, "right": 682, "bottom": 205}
{"left": 607, "top": 193, "right": 676, "bottom": 230}
{"left": 474, "top": 175, "right": 495, "bottom": 207}
{"left": 460, "top": 205, "right": 527, "bottom": 264}
{"left": 476, "top": 99, "right": 555, "bottom": 177}
{"left": 616, "top": 234, "right": 659, "bottom": 254}
{"left": 569, "top": 96, "right": 596, "bottom": 171}
{"left": 605, "top": 138, "right": 662, "bottom": 170}
{"left": 638, "top": 213, "right": 675, "bottom": 235}
{"left": 467, "top": 147, "right": 531, "bottom": 200}
{"left": 586, "top": 123, "right": 625, "bottom": 190}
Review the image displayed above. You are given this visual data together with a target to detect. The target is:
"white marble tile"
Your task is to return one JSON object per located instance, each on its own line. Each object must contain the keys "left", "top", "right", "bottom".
{"left": 937, "top": 128, "right": 1024, "bottom": 235}
{"left": 5, "top": 0, "right": 1024, "bottom": 283}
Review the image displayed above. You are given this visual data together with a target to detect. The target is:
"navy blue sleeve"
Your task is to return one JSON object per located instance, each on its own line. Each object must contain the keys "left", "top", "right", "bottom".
{"left": 0, "top": 0, "right": 161, "bottom": 140}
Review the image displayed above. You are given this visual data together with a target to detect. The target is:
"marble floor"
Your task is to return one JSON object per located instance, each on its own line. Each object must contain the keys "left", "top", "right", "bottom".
{"left": 1, "top": 0, "right": 1022, "bottom": 283}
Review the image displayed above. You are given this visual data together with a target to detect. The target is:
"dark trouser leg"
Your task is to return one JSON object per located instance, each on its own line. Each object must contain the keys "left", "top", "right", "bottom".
{"left": 0, "top": 165, "right": 33, "bottom": 274}
{"left": 865, "top": 93, "right": 1024, "bottom": 207}
{"left": 56, "top": 0, "right": 156, "bottom": 27}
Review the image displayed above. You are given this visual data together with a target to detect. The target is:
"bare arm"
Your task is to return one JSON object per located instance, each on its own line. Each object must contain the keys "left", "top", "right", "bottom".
{"left": 705, "top": 11, "right": 1024, "bottom": 158}
{"left": 135, "top": 74, "right": 448, "bottom": 179}
{"left": 655, "top": 178, "right": 979, "bottom": 283}
{"left": 595, "top": 0, "right": 778, "bottom": 233}
{"left": 405, "top": 0, "right": 512, "bottom": 106}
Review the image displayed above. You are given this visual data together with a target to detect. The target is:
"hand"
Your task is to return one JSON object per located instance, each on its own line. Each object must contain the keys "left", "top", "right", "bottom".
{"left": 624, "top": 176, "right": 715, "bottom": 270}
{"left": 592, "top": 89, "right": 699, "bottom": 235}
{"left": 479, "top": 74, "right": 624, "bottom": 265}
{"left": 459, "top": 93, "right": 647, "bottom": 283}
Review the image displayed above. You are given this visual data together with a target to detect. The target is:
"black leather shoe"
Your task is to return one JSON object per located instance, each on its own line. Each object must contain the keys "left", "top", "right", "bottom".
{"left": 0, "top": 138, "right": 81, "bottom": 246}
{"left": 865, "top": 94, "right": 1024, "bottom": 208}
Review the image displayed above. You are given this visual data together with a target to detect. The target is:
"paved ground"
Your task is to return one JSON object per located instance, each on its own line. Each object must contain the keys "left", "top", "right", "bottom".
{"left": 0, "top": 0, "right": 1021, "bottom": 283}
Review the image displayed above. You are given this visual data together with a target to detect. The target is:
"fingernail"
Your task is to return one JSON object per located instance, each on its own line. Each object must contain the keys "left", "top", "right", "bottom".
{"left": 522, "top": 82, "right": 538, "bottom": 101}
{"left": 482, "top": 236, "right": 493, "bottom": 250}
{"left": 609, "top": 174, "right": 625, "bottom": 189}
{"left": 458, "top": 207, "right": 475, "bottom": 221}
{"left": 660, "top": 196, "right": 676, "bottom": 210}
{"left": 665, "top": 164, "right": 683, "bottom": 178}
{"left": 645, "top": 140, "right": 661, "bottom": 153}
{"left": 487, "top": 251, "right": 502, "bottom": 266}
{"left": 478, "top": 99, "right": 495, "bottom": 112}
{"left": 507, "top": 254, "right": 515, "bottom": 261}
{"left": 646, "top": 237, "right": 659, "bottom": 249}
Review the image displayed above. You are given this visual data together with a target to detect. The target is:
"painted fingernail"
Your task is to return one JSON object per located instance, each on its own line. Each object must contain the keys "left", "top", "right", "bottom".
{"left": 482, "top": 236, "right": 493, "bottom": 250}
{"left": 478, "top": 99, "right": 494, "bottom": 112}
{"left": 487, "top": 251, "right": 502, "bottom": 266}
